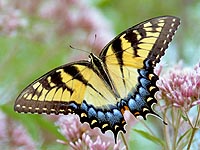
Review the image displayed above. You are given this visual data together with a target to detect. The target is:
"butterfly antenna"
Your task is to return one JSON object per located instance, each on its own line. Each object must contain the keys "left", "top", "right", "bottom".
{"left": 90, "top": 34, "right": 97, "bottom": 54}
{"left": 69, "top": 45, "right": 90, "bottom": 54}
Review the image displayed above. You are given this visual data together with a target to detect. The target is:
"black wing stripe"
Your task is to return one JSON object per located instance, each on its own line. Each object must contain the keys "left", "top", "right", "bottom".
{"left": 123, "top": 31, "right": 140, "bottom": 57}
{"left": 63, "top": 65, "right": 107, "bottom": 99}
{"left": 111, "top": 38, "right": 126, "bottom": 86}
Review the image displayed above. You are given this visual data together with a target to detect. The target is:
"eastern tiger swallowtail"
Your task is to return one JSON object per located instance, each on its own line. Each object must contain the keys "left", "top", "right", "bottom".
{"left": 14, "top": 16, "right": 180, "bottom": 142}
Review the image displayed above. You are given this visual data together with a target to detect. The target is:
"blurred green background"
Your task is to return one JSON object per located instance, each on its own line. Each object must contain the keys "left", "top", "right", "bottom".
{"left": 0, "top": 0, "right": 199, "bottom": 149}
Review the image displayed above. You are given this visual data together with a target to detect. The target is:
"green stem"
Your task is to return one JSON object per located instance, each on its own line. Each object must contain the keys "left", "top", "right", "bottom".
{"left": 163, "top": 107, "right": 170, "bottom": 150}
{"left": 187, "top": 127, "right": 197, "bottom": 150}
{"left": 120, "top": 132, "right": 128, "bottom": 150}
{"left": 172, "top": 108, "right": 181, "bottom": 150}
{"left": 186, "top": 105, "right": 200, "bottom": 149}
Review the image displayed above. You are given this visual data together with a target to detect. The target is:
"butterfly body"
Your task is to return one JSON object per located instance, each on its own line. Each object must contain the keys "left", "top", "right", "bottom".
{"left": 88, "top": 53, "right": 120, "bottom": 98}
{"left": 14, "top": 16, "right": 180, "bottom": 142}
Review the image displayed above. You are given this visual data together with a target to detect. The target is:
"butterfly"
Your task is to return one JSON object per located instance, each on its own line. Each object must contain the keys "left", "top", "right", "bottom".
{"left": 14, "top": 16, "right": 180, "bottom": 142}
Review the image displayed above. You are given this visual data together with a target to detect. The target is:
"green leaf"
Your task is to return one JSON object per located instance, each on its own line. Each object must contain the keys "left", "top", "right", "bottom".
{"left": 177, "top": 128, "right": 192, "bottom": 146}
{"left": 134, "top": 129, "right": 165, "bottom": 147}
{"left": 179, "top": 110, "right": 188, "bottom": 121}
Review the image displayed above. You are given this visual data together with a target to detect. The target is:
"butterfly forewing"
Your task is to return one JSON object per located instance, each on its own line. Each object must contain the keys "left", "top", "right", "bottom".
{"left": 15, "top": 61, "right": 117, "bottom": 114}
{"left": 99, "top": 16, "right": 180, "bottom": 100}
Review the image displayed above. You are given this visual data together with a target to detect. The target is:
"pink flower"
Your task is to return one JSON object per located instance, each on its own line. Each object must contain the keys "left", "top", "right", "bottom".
{"left": 0, "top": 0, "right": 28, "bottom": 36}
{"left": 156, "top": 62, "right": 200, "bottom": 111}
{"left": 38, "top": 0, "right": 114, "bottom": 53}
{"left": 0, "top": 111, "right": 36, "bottom": 149}
{"left": 1, "top": 0, "right": 113, "bottom": 52}
{"left": 56, "top": 114, "right": 127, "bottom": 150}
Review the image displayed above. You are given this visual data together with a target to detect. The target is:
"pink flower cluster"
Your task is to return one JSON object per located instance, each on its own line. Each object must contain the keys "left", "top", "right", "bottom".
{"left": 156, "top": 62, "right": 200, "bottom": 111}
{"left": 0, "top": 0, "right": 28, "bottom": 36}
{"left": 39, "top": 0, "right": 113, "bottom": 53}
{"left": 0, "top": 111, "right": 36, "bottom": 149}
{"left": 56, "top": 114, "right": 127, "bottom": 150}
{"left": 0, "top": 0, "right": 113, "bottom": 53}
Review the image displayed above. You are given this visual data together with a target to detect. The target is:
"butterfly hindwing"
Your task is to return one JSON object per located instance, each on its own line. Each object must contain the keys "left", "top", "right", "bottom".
{"left": 15, "top": 16, "right": 180, "bottom": 142}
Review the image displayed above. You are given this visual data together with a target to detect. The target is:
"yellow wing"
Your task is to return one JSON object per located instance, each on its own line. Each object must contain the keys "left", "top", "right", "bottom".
{"left": 99, "top": 16, "right": 180, "bottom": 100}
{"left": 14, "top": 61, "right": 119, "bottom": 114}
